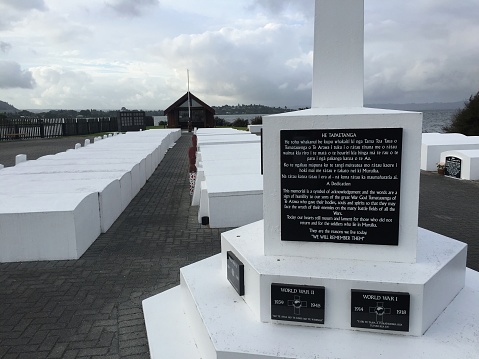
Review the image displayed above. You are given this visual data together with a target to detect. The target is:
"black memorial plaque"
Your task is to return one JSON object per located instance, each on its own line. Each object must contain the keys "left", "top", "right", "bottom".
{"left": 227, "top": 251, "right": 244, "bottom": 296}
{"left": 281, "top": 128, "right": 403, "bottom": 245}
{"left": 271, "top": 283, "right": 325, "bottom": 324}
{"left": 351, "top": 289, "right": 410, "bottom": 332}
{"left": 445, "top": 156, "right": 461, "bottom": 179}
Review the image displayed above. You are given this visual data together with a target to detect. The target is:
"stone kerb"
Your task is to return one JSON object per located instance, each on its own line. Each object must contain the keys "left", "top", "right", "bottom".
{"left": 263, "top": 107, "right": 423, "bottom": 263}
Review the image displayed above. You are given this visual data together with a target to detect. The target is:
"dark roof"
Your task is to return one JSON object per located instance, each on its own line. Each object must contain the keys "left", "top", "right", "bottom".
{"left": 163, "top": 92, "right": 215, "bottom": 115}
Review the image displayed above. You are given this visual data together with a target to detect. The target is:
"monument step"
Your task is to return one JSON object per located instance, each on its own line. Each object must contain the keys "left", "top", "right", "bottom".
{"left": 143, "top": 254, "right": 479, "bottom": 358}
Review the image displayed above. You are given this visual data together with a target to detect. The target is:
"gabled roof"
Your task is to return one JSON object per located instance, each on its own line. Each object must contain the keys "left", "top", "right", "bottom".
{"left": 163, "top": 92, "right": 215, "bottom": 115}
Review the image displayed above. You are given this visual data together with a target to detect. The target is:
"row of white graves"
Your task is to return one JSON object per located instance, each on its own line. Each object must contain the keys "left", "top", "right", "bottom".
{"left": 192, "top": 128, "right": 263, "bottom": 228}
{"left": 421, "top": 133, "right": 479, "bottom": 179}
{"left": 143, "top": 1, "right": 478, "bottom": 358}
{"left": 0, "top": 129, "right": 180, "bottom": 263}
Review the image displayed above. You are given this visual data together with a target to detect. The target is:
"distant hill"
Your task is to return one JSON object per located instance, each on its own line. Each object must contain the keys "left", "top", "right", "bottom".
{"left": 367, "top": 102, "right": 463, "bottom": 111}
{"left": 0, "top": 100, "right": 18, "bottom": 113}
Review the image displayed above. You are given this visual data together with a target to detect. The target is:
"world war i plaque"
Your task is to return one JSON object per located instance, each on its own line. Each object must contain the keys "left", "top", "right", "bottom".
{"left": 351, "top": 289, "right": 410, "bottom": 332}
{"left": 280, "top": 128, "right": 403, "bottom": 245}
{"left": 227, "top": 251, "right": 244, "bottom": 296}
{"left": 271, "top": 283, "right": 325, "bottom": 324}
{"left": 445, "top": 156, "right": 461, "bottom": 179}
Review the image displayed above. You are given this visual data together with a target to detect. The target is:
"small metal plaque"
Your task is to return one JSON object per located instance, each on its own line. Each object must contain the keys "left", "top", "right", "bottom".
{"left": 351, "top": 289, "right": 410, "bottom": 332}
{"left": 227, "top": 251, "right": 244, "bottom": 296}
{"left": 271, "top": 283, "right": 325, "bottom": 324}
{"left": 445, "top": 156, "right": 461, "bottom": 179}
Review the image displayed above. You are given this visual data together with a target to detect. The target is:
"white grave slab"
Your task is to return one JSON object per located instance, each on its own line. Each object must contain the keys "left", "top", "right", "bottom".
{"left": 0, "top": 193, "right": 101, "bottom": 262}
{"left": 0, "top": 177, "right": 122, "bottom": 233}
{"left": 440, "top": 149, "right": 479, "bottom": 180}
{"left": 198, "top": 174, "right": 263, "bottom": 228}
{"left": 421, "top": 133, "right": 479, "bottom": 171}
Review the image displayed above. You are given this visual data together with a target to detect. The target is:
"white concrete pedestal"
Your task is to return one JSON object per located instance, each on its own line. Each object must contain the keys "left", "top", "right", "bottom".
{"left": 143, "top": 223, "right": 477, "bottom": 358}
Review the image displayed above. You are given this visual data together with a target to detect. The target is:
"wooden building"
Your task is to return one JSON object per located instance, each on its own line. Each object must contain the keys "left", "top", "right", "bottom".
{"left": 117, "top": 110, "right": 146, "bottom": 132}
{"left": 164, "top": 92, "right": 215, "bottom": 129}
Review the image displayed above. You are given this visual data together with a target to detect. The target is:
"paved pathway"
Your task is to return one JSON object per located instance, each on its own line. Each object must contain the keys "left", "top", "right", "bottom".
{"left": 0, "top": 134, "right": 478, "bottom": 358}
{"left": 0, "top": 134, "right": 226, "bottom": 358}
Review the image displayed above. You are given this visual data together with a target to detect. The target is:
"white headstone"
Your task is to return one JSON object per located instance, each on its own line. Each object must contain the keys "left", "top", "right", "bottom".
{"left": 84, "top": 139, "right": 91, "bottom": 146}
{"left": 75, "top": 143, "right": 81, "bottom": 149}
{"left": 15, "top": 154, "right": 27, "bottom": 165}
{"left": 0, "top": 164, "right": 4, "bottom": 170}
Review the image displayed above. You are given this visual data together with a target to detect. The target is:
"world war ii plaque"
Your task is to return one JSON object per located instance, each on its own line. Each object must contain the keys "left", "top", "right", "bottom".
{"left": 271, "top": 283, "right": 325, "bottom": 324}
{"left": 227, "top": 251, "right": 244, "bottom": 296}
{"left": 281, "top": 128, "right": 403, "bottom": 245}
{"left": 351, "top": 289, "right": 410, "bottom": 332}
{"left": 445, "top": 156, "right": 461, "bottom": 179}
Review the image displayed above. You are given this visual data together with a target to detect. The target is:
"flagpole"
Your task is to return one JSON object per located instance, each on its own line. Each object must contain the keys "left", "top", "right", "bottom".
{"left": 187, "top": 69, "right": 192, "bottom": 132}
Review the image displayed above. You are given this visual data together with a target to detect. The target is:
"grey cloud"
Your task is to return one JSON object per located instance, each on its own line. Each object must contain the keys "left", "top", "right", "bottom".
{"left": 157, "top": 23, "right": 313, "bottom": 108}
{"left": 0, "top": 61, "right": 36, "bottom": 89}
{"left": 106, "top": 0, "right": 159, "bottom": 17}
{"left": 248, "top": 0, "right": 314, "bottom": 17}
{"left": 0, "top": 41, "right": 12, "bottom": 53}
{"left": 3, "top": 0, "right": 47, "bottom": 11}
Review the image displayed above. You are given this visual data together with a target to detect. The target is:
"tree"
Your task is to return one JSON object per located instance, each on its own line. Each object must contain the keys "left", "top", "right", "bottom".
{"left": 443, "top": 92, "right": 479, "bottom": 135}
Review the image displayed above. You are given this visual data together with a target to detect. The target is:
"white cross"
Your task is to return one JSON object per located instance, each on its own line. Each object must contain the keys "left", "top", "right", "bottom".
{"left": 312, "top": 0, "right": 364, "bottom": 108}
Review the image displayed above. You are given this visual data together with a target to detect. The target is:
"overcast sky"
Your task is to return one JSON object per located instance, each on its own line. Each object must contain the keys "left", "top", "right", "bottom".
{"left": 0, "top": 0, "right": 478, "bottom": 110}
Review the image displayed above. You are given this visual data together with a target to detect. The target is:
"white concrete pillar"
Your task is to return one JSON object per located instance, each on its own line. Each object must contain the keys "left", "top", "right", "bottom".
{"left": 312, "top": 0, "right": 364, "bottom": 108}
{"left": 15, "top": 154, "right": 27, "bottom": 165}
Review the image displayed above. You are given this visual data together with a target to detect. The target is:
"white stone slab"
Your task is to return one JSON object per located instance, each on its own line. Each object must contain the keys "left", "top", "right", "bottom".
{"left": 201, "top": 158, "right": 261, "bottom": 176}
{"left": 421, "top": 133, "right": 479, "bottom": 171}
{"left": 200, "top": 174, "right": 263, "bottom": 228}
{"left": 195, "top": 128, "right": 249, "bottom": 136}
{"left": 221, "top": 221, "right": 467, "bottom": 336}
{"left": 196, "top": 142, "right": 261, "bottom": 166}
{"left": 263, "top": 107, "right": 423, "bottom": 263}
{"left": 2, "top": 162, "right": 144, "bottom": 198}
{"left": 0, "top": 172, "right": 132, "bottom": 212}
{"left": 248, "top": 124, "right": 262, "bottom": 135}
{"left": 197, "top": 134, "right": 260, "bottom": 150}
{"left": 440, "top": 149, "right": 479, "bottom": 180}
{"left": 15, "top": 154, "right": 27, "bottom": 165}
{"left": 143, "top": 254, "right": 479, "bottom": 358}
{"left": 0, "top": 178, "right": 122, "bottom": 233}
{"left": 0, "top": 193, "right": 101, "bottom": 262}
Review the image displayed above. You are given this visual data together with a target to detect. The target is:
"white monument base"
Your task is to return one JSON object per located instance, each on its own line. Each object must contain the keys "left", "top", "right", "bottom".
{"left": 143, "top": 254, "right": 478, "bottom": 358}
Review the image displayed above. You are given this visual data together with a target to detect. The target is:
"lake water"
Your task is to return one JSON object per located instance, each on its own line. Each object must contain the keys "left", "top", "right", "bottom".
{"left": 155, "top": 109, "right": 456, "bottom": 133}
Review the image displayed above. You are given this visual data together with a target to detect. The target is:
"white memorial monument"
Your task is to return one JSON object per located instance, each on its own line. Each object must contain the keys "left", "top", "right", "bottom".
{"left": 143, "top": 1, "right": 479, "bottom": 357}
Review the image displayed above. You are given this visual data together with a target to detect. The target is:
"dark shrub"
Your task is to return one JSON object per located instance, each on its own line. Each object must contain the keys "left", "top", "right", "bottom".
{"left": 443, "top": 92, "right": 479, "bottom": 135}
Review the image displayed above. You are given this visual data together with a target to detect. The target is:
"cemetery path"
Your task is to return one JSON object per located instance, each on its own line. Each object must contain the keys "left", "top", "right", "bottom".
{"left": 0, "top": 133, "right": 478, "bottom": 358}
{"left": 0, "top": 133, "right": 228, "bottom": 359}
{"left": 419, "top": 171, "right": 479, "bottom": 272}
